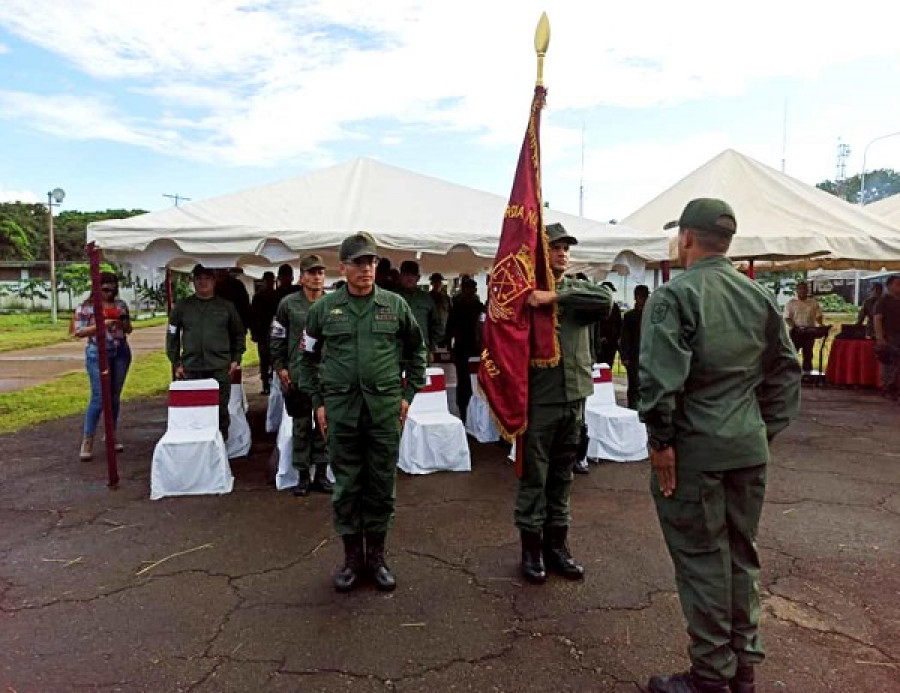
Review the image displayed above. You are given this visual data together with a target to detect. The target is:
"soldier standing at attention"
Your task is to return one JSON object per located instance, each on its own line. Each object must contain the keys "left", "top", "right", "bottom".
{"left": 299, "top": 233, "right": 427, "bottom": 593}
{"left": 396, "top": 260, "right": 442, "bottom": 355}
{"left": 639, "top": 199, "right": 801, "bottom": 693}
{"left": 428, "top": 272, "right": 451, "bottom": 347}
{"left": 270, "top": 254, "right": 332, "bottom": 497}
{"left": 518, "top": 222, "right": 612, "bottom": 584}
{"left": 166, "top": 264, "right": 246, "bottom": 440}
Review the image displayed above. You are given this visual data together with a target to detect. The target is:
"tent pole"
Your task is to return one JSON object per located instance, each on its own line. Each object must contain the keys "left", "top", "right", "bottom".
{"left": 165, "top": 268, "right": 173, "bottom": 315}
{"left": 661, "top": 261, "right": 671, "bottom": 283}
{"left": 747, "top": 259, "right": 755, "bottom": 279}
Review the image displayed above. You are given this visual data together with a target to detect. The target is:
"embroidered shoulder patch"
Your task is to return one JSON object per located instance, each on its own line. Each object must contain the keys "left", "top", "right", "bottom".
{"left": 651, "top": 302, "right": 669, "bottom": 324}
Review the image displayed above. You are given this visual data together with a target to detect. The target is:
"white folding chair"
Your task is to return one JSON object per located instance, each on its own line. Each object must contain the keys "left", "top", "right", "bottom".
{"left": 226, "top": 368, "right": 251, "bottom": 459}
{"left": 271, "top": 403, "right": 335, "bottom": 491}
{"left": 584, "top": 363, "right": 648, "bottom": 463}
{"left": 265, "top": 375, "right": 283, "bottom": 433}
{"left": 399, "top": 367, "right": 471, "bottom": 474}
{"left": 151, "top": 379, "right": 233, "bottom": 500}
{"left": 464, "top": 356, "right": 500, "bottom": 443}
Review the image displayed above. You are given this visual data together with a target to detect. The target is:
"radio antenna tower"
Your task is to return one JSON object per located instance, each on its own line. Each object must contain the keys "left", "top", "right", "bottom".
{"left": 835, "top": 139, "right": 851, "bottom": 184}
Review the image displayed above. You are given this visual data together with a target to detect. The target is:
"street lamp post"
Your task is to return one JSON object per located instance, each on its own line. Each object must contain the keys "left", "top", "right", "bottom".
{"left": 859, "top": 131, "right": 900, "bottom": 206}
{"left": 46, "top": 187, "right": 66, "bottom": 324}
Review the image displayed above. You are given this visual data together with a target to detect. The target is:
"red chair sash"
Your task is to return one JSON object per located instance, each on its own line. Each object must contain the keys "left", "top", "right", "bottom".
{"left": 420, "top": 373, "right": 447, "bottom": 393}
{"left": 593, "top": 367, "right": 612, "bottom": 384}
{"left": 169, "top": 388, "right": 219, "bottom": 407}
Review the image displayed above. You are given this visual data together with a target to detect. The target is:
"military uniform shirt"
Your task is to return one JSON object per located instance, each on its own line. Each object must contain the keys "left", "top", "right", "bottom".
{"left": 270, "top": 290, "right": 316, "bottom": 378}
{"left": 638, "top": 255, "right": 800, "bottom": 471}
{"left": 396, "top": 287, "right": 441, "bottom": 351}
{"left": 166, "top": 294, "right": 246, "bottom": 371}
{"left": 529, "top": 278, "right": 612, "bottom": 404}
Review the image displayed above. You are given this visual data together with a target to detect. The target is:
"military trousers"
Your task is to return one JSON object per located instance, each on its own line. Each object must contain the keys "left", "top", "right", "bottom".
{"left": 651, "top": 463, "right": 767, "bottom": 680}
{"left": 292, "top": 406, "right": 326, "bottom": 479}
{"left": 184, "top": 369, "right": 231, "bottom": 437}
{"left": 326, "top": 399, "right": 400, "bottom": 536}
{"left": 514, "top": 400, "right": 584, "bottom": 532}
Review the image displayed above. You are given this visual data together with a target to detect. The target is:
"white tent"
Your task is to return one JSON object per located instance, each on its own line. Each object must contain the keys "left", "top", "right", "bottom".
{"left": 866, "top": 193, "right": 900, "bottom": 227}
{"left": 87, "top": 157, "right": 668, "bottom": 280}
{"left": 621, "top": 149, "right": 900, "bottom": 270}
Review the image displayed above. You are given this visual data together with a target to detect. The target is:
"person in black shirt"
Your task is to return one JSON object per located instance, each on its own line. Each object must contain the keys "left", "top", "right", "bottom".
{"left": 445, "top": 277, "right": 484, "bottom": 422}
{"left": 593, "top": 281, "right": 622, "bottom": 368}
{"left": 249, "top": 271, "right": 277, "bottom": 394}
{"left": 875, "top": 275, "right": 900, "bottom": 398}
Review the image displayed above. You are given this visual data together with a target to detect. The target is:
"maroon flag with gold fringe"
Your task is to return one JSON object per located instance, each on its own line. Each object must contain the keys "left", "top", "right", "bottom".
{"left": 478, "top": 85, "right": 559, "bottom": 453}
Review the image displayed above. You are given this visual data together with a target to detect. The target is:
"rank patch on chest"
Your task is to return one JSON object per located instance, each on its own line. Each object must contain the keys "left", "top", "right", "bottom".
{"left": 330, "top": 308, "right": 344, "bottom": 315}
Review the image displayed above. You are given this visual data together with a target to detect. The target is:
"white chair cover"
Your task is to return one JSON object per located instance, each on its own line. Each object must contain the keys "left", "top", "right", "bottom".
{"left": 265, "top": 376, "right": 283, "bottom": 433}
{"left": 464, "top": 357, "right": 500, "bottom": 443}
{"left": 226, "top": 368, "right": 251, "bottom": 459}
{"left": 272, "top": 404, "right": 335, "bottom": 490}
{"left": 151, "top": 379, "right": 234, "bottom": 500}
{"left": 584, "top": 364, "right": 647, "bottom": 463}
{"left": 399, "top": 367, "right": 471, "bottom": 474}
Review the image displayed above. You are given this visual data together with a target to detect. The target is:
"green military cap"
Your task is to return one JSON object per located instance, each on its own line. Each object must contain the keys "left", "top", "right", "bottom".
{"left": 545, "top": 222, "right": 579, "bottom": 245}
{"left": 667, "top": 198, "right": 737, "bottom": 235}
{"left": 339, "top": 232, "right": 378, "bottom": 262}
{"left": 191, "top": 263, "right": 215, "bottom": 278}
{"left": 299, "top": 254, "right": 326, "bottom": 272}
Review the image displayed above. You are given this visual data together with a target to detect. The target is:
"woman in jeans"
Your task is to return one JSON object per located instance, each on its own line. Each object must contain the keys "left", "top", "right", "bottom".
{"left": 71, "top": 272, "right": 133, "bottom": 460}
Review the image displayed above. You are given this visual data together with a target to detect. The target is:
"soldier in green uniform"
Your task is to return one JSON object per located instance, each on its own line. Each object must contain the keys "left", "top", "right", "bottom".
{"left": 639, "top": 199, "right": 801, "bottom": 693}
{"left": 517, "top": 223, "right": 612, "bottom": 584}
{"left": 396, "top": 260, "right": 441, "bottom": 353}
{"left": 166, "top": 264, "right": 246, "bottom": 439}
{"left": 270, "top": 254, "right": 332, "bottom": 497}
{"left": 299, "top": 233, "right": 427, "bottom": 593}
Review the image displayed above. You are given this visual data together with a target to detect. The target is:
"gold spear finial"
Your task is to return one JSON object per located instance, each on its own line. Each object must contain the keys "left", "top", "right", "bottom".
{"left": 534, "top": 12, "right": 550, "bottom": 86}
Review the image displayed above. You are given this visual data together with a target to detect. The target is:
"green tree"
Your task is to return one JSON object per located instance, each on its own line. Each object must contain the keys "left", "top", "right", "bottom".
{"left": 0, "top": 219, "right": 34, "bottom": 260}
{"left": 816, "top": 168, "right": 900, "bottom": 204}
{"left": 13, "top": 278, "right": 48, "bottom": 309}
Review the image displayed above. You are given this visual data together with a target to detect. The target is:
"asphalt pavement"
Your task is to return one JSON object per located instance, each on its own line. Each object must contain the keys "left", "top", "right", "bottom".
{"left": 0, "top": 379, "right": 898, "bottom": 691}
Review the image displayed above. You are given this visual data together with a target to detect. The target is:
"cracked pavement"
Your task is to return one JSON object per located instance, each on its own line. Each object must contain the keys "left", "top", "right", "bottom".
{"left": 1, "top": 384, "right": 898, "bottom": 691}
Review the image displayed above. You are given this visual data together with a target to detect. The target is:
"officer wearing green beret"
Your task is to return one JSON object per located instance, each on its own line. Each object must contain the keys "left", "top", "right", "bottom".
{"left": 166, "top": 264, "right": 246, "bottom": 438}
{"left": 517, "top": 222, "right": 612, "bottom": 585}
{"left": 270, "top": 254, "right": 331, "bottom": 497}
{"left": 640, "top": 199, "right": 801, "bottom": 693}
{"left": 299, "top": 233, "right": 427, "bottom": 593}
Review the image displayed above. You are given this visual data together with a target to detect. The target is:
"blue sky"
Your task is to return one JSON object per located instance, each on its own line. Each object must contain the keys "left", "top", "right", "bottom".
{"left": 1, "top": 0, "right": 899, "bottom": 223}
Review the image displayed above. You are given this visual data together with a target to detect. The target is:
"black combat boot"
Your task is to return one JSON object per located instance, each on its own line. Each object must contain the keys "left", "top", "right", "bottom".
{"left": 647, "top": 669, "right": 729, "bottom": 693}
{"left": 292, "top": 476, "right": 309, "bottom": 497}
{"left": 729, "top": 664, "right": 754, "bottom": 693}
{"left": 365, "top": 532, "right": 396, "bottom": 592}
{"left": 310, "top": 464, "right": 333, "bottom": 493}
{"left": 543, "top": 525, "right": 585, "bottom": 580}
{"left": 520, "top": 530, "right": 547, "bottom": 584}
{"left": 333, "top": 534, "right": 364, "bottom": 593}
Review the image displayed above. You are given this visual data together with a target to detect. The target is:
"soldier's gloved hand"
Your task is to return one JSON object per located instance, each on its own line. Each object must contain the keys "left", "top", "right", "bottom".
{"left": 316, "top": 406, "right": 328, "bottom": 440}
{"left": 399, "top": 399, "right": 410, "bottom": 427}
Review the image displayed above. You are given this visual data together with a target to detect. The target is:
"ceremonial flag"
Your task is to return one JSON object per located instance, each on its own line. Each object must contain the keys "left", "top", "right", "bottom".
{"left": 478, "top": 84, "right": 559, "bottom": 446}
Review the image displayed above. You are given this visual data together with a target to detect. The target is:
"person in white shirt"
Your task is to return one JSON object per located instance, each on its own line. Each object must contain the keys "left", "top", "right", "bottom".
{"left": 784, "top": 281, "right": 824, "bottom": 372}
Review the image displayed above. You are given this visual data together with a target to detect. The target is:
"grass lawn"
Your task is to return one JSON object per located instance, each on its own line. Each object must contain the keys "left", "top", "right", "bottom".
{"left": 0, "top": 313, "right": 168, "bottom": 353}
{"left": 0, "top": 342, "right": 259, "bottom": 435}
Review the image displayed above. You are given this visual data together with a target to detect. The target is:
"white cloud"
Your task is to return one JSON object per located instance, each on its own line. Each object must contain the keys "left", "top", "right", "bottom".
{"left": 0, "top": 186, "right": 38, "bottom": 203}
{"left": 0, "top": 0, "right": 898, "bottom": 177}
{"left": 0, "top": 42, "right": 8, "bottom": 54}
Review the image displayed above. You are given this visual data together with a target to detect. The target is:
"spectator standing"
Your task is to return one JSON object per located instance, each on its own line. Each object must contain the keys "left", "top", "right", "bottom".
{"left": 857, "top": 282, "right": 883, "bottom": 339}
{"left": 445, "top": 277, "right": 485, "bottom": 423}
{"left": 274, "top": 263, "right": 301, "bottom": 304}
{"left": 270, "top": 254, "right": 332, "bottom": 496}
{"left": 166, "top": 264, "right": 246, "bottom": 439}
{"left": 71, "top": 272, "right": 133, "bottom": 461}
{"left": 783, "top": 280, "right": 824, "bottom": 372}
{"left": 639, "top": 199, "right": 801, "bottom": 693}
{"left": 619, "top": 284, "right": 650, "bottom": 410}
{"left": 299, "top": 233, "right": 426, "bottom": 593}
{"left": 428, "top": 272, "right": 451, "bottom": 347}
{"left": 249, "top": 271, "right": 277, "bottom": 395}
{"left": 874, "top": 275, "right": 900, "bottom": 399}
{"left": 593, "top": 281, "right": 621, "bottom": 367}
{"left": 215, "top": 269, "right": 251, "bottom": 334}
{"left": 396, "top": 260, "right": 441, "bottom": 353}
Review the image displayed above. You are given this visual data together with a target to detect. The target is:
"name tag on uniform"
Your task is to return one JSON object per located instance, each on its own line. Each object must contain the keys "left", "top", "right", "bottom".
{"left": 270, "top": 319, "right": 286, "bottom": 339}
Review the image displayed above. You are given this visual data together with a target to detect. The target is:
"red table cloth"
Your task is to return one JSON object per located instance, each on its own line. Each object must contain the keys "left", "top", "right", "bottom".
{"left": 826, "top": 339, "right": 881, "bottom": 387}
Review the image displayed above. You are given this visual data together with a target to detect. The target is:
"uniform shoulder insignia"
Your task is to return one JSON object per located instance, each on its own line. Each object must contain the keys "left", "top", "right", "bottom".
{"left": 650, "top": 302, "right": 669, "bottom": 324}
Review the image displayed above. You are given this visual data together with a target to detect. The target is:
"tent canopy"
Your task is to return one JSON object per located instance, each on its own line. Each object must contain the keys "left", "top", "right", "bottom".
{"left": 88, "top": 157, "right": 668, "bottom": 280}
{"left": 867, "top": 193, "right": 900, "bottom": 226}
{"left": 621, "top": 149, "right": 900, "bottom": 270}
